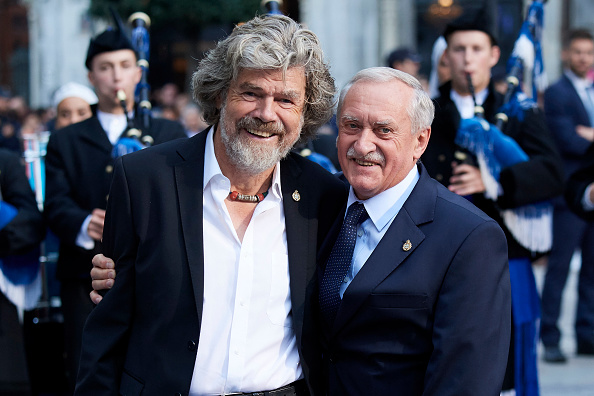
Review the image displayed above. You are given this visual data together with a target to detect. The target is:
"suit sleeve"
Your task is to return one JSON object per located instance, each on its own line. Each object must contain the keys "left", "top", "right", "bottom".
{"left": 498, "top": 107, "right": 564, "bottom": 208}
{"left": 44, "top": 134, "right": 92, "bottom": 244}
{"left": 423, "top": 220, "right": 511, "bottom": 396}
{"left": 565, "top": 159, "right": 594, "bottom": 221}
{"left": 75, "top": 157, "right": 137, "bottom": 395}
{"left": 0, "top": 150, "right": 45, "bottom": 255}
{"left": 544, "top": 84, "right": 592, "bottom": 157}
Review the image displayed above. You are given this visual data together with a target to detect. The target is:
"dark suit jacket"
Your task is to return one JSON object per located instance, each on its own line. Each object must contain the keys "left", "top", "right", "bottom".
{"left": 317, "top": 164, "right": 511, "bottom": 396}
{"left": 566, "top": 145, "right": 594, "bottom": 221}
{"left": 75, "top": 130, "right": 347, "bottom": 396}
{"left": 544, "top": 74, "right": 593, "bottom": 179}
{"left": 44, "top": 114, "right": 186, "bottom": 280}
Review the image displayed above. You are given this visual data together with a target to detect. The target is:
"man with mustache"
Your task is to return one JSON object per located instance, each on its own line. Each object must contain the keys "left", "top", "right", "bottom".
{"left": 317, "top": 67, "right": 510, "bottom": 395}
{"left": 75, "top": 15, "right": 343, "bottom": 396}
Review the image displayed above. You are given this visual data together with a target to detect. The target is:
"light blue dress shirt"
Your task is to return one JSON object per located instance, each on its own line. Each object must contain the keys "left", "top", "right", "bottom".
{"left": 339, "top": 165, "right": 420, "bottom": 298}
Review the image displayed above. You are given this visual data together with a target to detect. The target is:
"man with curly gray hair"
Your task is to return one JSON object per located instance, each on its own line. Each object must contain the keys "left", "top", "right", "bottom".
{"left": 76, "top": 14, "right": 345, "bottom": 396}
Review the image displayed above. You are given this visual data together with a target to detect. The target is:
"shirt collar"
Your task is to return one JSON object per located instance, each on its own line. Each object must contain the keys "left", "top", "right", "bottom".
{"left": 450, "top": 88, "right": 489, "bottom": 119}
{"left": 203, "top": 126, "right": 282, "bottom": 200}
{"left": 565, "top": 68, "right": 593, "bottom": 90}
{"left": 346, "top": 164, "right": 420, "bottom": 232}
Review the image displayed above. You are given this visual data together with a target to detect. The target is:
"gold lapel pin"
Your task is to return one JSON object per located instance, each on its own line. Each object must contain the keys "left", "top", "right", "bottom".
{"left": 292, "top": 190, "right": 301, "bottom": 202}
{"left": 403, "top": 240, "right": 412, "bottom": 251}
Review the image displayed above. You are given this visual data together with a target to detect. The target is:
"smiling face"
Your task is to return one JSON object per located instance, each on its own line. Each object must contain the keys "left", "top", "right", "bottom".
{"left": 337, "top": 79, "right": 430, "bottom": 200}
{"left": 88, "top": 49, "right": 141, "bottom": 113}
{"left": 215, "top": 67, "right": 306, "bottom": 175}
{"left": 446, "top": 30, "right": 500, "bottom": 95}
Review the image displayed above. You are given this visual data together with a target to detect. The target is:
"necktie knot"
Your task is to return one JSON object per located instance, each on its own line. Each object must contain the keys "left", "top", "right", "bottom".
{"left": 344, "top": 202, "right": 369, "bottom": 227}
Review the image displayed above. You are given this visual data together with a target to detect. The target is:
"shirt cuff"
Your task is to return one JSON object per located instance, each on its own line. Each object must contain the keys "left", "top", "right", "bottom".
{"left": 581, "top": 183, "right": 594, "bottom": 212}
{"left": 76, "top": 215, "right": 95, "bottom": 250}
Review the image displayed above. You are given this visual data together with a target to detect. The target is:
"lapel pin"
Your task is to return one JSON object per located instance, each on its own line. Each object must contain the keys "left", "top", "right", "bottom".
{"left": 292, "top": 190, "right": 301, "bottom": 202}
{"left": 403, "top": 240, "right": 412, "bottom": 251}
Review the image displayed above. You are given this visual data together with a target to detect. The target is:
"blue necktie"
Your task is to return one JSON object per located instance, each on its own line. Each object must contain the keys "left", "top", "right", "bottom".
{"left": 319, "top": 202, "right": 369, "bottom": 324}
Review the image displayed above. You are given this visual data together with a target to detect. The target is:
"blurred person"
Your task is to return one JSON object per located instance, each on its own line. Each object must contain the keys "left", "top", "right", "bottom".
{"left": 181, "top": 103, "right": 208, "bottom": 137}
{"left": 52, "top": 82, "right": 98, "bottom": 130}
{"left": 428, "top": 36, "right": 450, "bottom": 99}
{"left": 44, "top": 18, "right": 185, "bottom": 392}
{"left": 0, "top": 148, "right": 45, "bottom": 395}
{"left": 565, "top": 145, "right": 594, "bottom": 221}
{"left": 541, "top": 28, "right": 594, "bottom": 362}
{"left": 159, "top": 104, "right": 180, "bottom": 122}
{"left": 422, "top": 7, "right": 563, "bottom": 396}
{"left": 386, "top": 47, "right": 422, "bottom": 77}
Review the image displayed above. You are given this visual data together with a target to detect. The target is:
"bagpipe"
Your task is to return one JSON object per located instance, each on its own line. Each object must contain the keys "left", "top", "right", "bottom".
{"left": 455, "top": 0, "right": 552, "bottom": 253}
{"left": 111, "top": 9, "right": 155, "bottom": 159}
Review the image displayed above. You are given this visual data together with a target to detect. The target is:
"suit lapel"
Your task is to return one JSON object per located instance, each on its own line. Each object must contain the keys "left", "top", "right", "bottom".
{"left": 331, "top": 165, "right": 436, "bottom": 333}
{"left": 280, "top": 155, "right": 311, "bottom": 345}
{"left": 174, "top": 132, "right": 207, "bottom": 326}
{"left": 79, "top": 117, "right": 113, "bottom": 153}
{"left": 562, "top": 75, "right": 592, "bottom": 126}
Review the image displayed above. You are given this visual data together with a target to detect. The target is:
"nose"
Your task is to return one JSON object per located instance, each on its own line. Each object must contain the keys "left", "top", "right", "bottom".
{"left": 113, "top": 65, "right": 123, "bottom": 82}
{"left": 352, "top": 128, "right": 376, "bottom": 155}
{"left": 252, "top": 97, "right": 277, "bottom": 123}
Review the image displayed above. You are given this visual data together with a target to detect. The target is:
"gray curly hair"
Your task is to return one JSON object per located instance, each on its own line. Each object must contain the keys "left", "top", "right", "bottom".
{"left": 338, "top": 67, "right": 435, "bottom": 136}
{"left": 191, "top": 15, "right": 336, "bottom": 142}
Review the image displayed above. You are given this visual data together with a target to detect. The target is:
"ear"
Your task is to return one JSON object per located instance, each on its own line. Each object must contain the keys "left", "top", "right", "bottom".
{"left": 88, "top": 70, "right": 95, "bottom": 86}
{"left": 489, "top": 45, "right": 501, "bottom": 68}
{"left": 413, "top": 127, "right": 431, "bottom": 160}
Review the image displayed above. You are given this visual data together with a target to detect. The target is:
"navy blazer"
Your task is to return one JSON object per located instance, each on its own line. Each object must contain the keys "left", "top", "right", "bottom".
{"left": 544, "top": 74, "right": 594, "bottom": 178}
{"left": 317, "top": 164, "right": 511, "bottom": 396}
{"left": 75, "top": 130, "right": 347, "bottom": 396}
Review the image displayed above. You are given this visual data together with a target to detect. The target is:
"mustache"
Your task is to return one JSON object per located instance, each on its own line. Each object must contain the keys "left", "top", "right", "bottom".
{"left": 346, "top": 146, "right": 385, "bottom": 165}
{"left": 236, "top": 116, "right": 285, "bottom": 136}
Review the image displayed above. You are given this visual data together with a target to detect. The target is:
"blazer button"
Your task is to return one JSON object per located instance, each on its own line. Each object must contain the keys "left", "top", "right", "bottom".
{"left": 438, "top": 154, "right": 446, "bottom": 162}
{"left": 187, "top": 340, "right": 197, "bottom": 351}
{"left": 435, "top": 174, "right": 443, "bottom": 181}
{"left": 105, "top": 165, "right": 113, "bottom": 173}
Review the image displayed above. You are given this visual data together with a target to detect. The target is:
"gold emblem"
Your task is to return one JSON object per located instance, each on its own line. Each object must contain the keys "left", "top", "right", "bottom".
{"left": 292, "top": 190, "right": 301, "bottom": 202}
{"left": 403, "top": 240, "right": 412, "bottom": 251}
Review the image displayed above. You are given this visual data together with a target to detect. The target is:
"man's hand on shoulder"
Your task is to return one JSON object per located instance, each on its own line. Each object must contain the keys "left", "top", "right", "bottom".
{"left": 88, "top": 208, "right": 106, "bottom": 241}
{"left": 90, "top": 254, "right": 115, "bottom": 304}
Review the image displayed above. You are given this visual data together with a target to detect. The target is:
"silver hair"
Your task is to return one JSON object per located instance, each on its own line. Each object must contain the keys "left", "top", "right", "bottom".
{"left": 337, "top": 67, "right": 435, "bottom": 135}
{"left": 191, "top": 15, "right": 336, "bottom": 142}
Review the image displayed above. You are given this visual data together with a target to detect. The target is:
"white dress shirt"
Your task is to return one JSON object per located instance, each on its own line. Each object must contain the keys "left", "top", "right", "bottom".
{"left": 450, "top": 88, "right": 489, "bottom": 120}
{"left": 189, "top": 127, "right": 301, "bottom": 395}
{"left": 75, "top": 110, "right": 129, "bottom": 250}
{"left": 339, "top": 165, "right": 419, "bottom": 297}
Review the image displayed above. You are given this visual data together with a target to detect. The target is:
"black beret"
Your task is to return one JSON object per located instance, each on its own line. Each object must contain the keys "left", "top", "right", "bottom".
{"left": 443, "top": 5, "right": 498, "bottom": 46}
{"left": 85, "top": 28, "right": 136, "bottom": 70}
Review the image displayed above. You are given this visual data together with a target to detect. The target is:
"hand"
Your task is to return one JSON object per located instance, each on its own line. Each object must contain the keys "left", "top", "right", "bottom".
{"left": 449, "top": 162, "right": 486, "bottom": 196}
{"left": 576, "top": 125, "right": 594, "bottom": 142}
{"left": 589, "top": 182, "right": 594, "bottom": 206}
{"left": 89, "top": 254, "right": 115, "bottom": 304}
{"left": 87, "top": 209, "right": 106, "bottom": 241}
